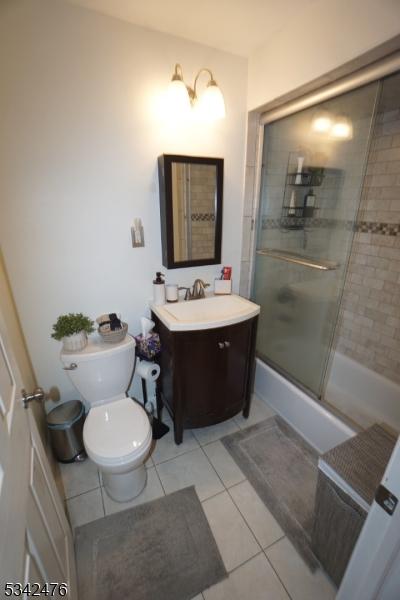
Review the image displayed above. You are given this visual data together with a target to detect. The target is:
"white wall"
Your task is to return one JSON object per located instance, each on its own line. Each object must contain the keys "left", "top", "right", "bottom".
{"left": 0, "top": 0, "right": 247, "bottom": 401}
{"left": 248, "top": 0, "right": 400, "bottom": 110}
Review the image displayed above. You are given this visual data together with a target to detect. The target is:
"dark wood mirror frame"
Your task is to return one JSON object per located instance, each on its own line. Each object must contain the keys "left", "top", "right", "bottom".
{"left": 158, "top": 154, "right": 224, "bottom": 269}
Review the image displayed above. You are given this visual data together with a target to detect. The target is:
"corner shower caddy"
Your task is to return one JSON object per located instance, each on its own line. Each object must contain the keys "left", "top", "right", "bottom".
{"left": 281, "top": 159, "right": 325, "bottom": 227}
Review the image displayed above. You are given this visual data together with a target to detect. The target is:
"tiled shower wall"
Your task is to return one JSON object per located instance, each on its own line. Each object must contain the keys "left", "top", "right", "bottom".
{"left": 336, "top": 102, "right": 400, "bottom": 384}
{"left": 239, "top": 112, "right": 259, "bottom": 298}
{"left": 240, "top": 77, "right": 400, "bottom": 386}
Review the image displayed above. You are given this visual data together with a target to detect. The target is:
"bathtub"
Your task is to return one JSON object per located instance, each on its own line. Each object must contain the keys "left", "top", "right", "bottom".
{"left": 254, "top": 357, "right": 356, "bottom": 454}
{"left": 325, "top": 351, "right": 400, "bottom": 433}
{"left": 254, "top": 352, "right": 400, "bottom": 454}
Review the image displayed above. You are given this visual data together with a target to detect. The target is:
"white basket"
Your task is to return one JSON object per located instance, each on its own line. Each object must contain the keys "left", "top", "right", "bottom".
{"left": 98, "top": 322, "right": 128, "bottom": 344}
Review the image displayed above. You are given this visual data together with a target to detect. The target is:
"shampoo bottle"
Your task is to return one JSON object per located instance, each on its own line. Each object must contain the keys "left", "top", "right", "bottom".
{"left": 153, "top": 272, "right": 166, "bottom": 305}
{"left": 304, "top": 188, "right": 315, "bottom": 208}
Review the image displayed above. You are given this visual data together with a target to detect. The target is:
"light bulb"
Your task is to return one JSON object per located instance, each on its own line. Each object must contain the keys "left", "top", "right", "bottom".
{"left": 311, "top": 110, "right": 332, "bottom": 133}
{"left": 166, "top": 78, "right": 191, "bottom": 120}
{"left": 331, "top": 115, "right": 353, "bottom": 139}
{"left": 196, "top": 81, "right": 226, "bottom": 121}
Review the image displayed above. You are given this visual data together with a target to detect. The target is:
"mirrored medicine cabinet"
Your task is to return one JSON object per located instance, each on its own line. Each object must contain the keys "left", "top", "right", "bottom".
{"left": 158, "top": 154, "right": 223, "bottom": 269}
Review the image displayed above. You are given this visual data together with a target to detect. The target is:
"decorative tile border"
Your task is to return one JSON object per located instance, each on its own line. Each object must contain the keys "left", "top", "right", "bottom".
{"left": 191, "top": 213, "right": 215, "bottom": 222}
{"left": 261, "top": 216, "right": 347, "bottom": 230}
{"left": 354, "top": 221, "right": 400, "bottom": 236}
{"left": 261, "top": 217, "right": 400, "bottom": 236}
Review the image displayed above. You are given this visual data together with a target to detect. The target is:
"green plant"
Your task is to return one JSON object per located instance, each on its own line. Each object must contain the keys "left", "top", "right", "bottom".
{"left": 51, "top": 313, "right": 95, "bottom": 340}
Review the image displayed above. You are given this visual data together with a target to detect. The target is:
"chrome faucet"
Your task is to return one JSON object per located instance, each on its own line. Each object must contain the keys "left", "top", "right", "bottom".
{"left": 180, "top": 279, "right": 210, "bottom": 301}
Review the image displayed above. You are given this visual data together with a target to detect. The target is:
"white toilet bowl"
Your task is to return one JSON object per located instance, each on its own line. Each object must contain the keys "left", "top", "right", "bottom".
{"left": 60, "top": 334, "right": 152, "bottom": 502}
{"left": 84, "top": 396, "right": 152, "bottom": 501}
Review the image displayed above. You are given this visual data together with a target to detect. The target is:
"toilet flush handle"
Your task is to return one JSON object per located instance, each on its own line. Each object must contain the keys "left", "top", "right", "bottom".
{"left": 63, "top": 362, "right": 78, "bottom": 371}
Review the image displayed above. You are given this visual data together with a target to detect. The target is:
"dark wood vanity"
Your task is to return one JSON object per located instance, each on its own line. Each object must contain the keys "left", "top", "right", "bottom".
{"left": 152, "top": 313, "right": 258, "bottom": 444}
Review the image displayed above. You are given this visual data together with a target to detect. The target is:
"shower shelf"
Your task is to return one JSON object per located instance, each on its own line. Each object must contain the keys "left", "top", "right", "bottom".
{"left": 281, "top": 206, "right": 319, "bottom": 218}
{"left": 256, "top": 248, "right": 339, "bottom": 271}
{"left": 286, "top": 169, "right": 324, "bottom": 187}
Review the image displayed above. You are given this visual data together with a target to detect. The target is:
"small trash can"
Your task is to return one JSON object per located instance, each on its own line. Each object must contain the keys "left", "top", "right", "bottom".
{"left": 47, "top": 400, "right": 86, "bottom": 463}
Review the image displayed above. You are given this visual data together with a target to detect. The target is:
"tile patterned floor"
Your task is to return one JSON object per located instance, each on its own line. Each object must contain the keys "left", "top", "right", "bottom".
{"left": 62, "top": 395, "right": 336, "bottom": 600}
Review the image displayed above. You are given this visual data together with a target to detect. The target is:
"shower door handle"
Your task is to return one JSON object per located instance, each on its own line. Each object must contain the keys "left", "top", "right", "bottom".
{"left": 256, "top": 249, "right": 339, "bottom": 271}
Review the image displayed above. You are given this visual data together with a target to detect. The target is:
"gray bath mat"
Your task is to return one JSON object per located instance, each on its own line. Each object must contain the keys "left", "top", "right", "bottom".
{"left": 75, "top": 486, "right": 227, "bottom": 600}
{"left": 222, "top": 415, "right": 319, "bottom": 569}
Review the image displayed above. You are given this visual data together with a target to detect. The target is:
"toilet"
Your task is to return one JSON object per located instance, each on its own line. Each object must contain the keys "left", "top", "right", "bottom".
{"left": 60, "top": 334, "right": 152, "bottom": 502}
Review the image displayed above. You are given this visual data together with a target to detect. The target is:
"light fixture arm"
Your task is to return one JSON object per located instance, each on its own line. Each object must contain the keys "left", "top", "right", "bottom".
{"left": 193, "top": 68, "right": 215, "bottom": 98}
{"left": 172, "top": 63, "right": 184, "bottom": 82}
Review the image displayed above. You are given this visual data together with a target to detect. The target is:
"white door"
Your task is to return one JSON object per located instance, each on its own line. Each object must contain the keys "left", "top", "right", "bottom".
{"left": 0, "top": 308, "right": 77, "bottom": 598}
{"left": 337, "top": 435, "right": 400, "bottom": 600}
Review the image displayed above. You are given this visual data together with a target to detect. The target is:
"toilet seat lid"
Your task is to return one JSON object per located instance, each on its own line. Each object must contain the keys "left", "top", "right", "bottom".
{"left": 84, "top": 397, "right": 151, "bottom": 461}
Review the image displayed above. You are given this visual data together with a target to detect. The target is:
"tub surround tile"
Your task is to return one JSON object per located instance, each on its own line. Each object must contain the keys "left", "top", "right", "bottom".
{"left": 203, "top": 552, "right": 289, "bottom": 600}
{"left": 101, "top": 467, "right": 164, "bottom": 515}
{"left": 228, "top": 480, "right": 284, "bottom": 549}
{"left": 336, "top": 106, "right": 400, "bottom": 388}
{"left": 202, "top": 441, "right": 245, "bottom": 488}
{"left": 202, "top": 491, "right": 260, "bottom": 572}
{"left": 245, "top": 112, "right": 259, "bottom": 168}
{"left": 59, "top": 458, "right": 100, "bottom": 500}
{"left": 66, "top": 488, "right": 104, "bottom": 530}
{"left": 239, "top": 260, "right": 251, "bottom": 298}
{"left": 155, "top": 448, "right": 224, "bottom": 501}
{"left": 241, "top": 217, "right": 253, "bottom": 262}
{"left": 244, "top": 166, "right": 255, "bottom": 217}
{"left": 265, "top": 537, "right": 336, "bottom": 600}
{"left": 240, "top": 95, "right": 400, "bottom": 390}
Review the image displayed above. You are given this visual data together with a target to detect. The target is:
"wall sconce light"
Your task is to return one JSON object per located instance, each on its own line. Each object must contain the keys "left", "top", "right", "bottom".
{"left": 167, "top": 63, "right": 226, "bottom": 121}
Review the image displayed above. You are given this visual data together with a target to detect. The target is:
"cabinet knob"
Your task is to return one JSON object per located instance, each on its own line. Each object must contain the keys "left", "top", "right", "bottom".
{"left": 224, "top": 341, "right": 231, "bottom": 348}
{"left": 218, "top": 342, "right": 225, "bottom": 349}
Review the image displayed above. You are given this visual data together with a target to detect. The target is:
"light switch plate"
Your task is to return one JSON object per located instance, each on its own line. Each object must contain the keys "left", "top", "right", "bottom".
{"left": 131, "top": 221, "right": 145, "bottom": 248}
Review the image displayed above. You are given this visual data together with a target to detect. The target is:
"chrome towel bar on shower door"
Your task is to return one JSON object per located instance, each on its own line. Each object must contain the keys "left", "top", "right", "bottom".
{"left": 256, "top": 248, "right": 340, "bottom": 271}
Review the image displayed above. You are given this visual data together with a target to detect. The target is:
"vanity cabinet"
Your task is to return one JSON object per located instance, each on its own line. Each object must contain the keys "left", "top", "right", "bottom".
{"left": 152, "top": 314, "right": 258, "bottom": 444}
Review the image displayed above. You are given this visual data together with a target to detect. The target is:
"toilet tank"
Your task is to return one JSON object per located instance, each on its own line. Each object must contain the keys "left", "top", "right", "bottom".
{"left": 60, "top": 335, "right": 136, "bottom": 407}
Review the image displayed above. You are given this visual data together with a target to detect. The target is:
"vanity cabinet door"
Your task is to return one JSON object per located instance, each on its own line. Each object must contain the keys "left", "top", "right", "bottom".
{"left": 177, "top": 319, "right": 253, "bottom": 427}
{"left": 153, "top": 312, "right": 258, "bottom": 444}
{"left": 223, "top": 320, "right": 253, "bottom": 405}
{"left": 177, "top": 328, "right": 225, "bottom": 427}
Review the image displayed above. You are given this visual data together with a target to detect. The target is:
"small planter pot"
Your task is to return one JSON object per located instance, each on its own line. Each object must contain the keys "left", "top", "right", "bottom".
{"left": 62, "top": 331, "right": 88, "bottom": 352}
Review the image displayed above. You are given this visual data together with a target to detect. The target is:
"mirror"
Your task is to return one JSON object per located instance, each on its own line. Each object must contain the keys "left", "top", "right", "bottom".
{"left": 158, "top": 154, "right": 223, "bottom": 269}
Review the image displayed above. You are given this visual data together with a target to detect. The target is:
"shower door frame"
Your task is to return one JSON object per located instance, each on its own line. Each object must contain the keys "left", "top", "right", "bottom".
{"left": 248, "top": 50, "right": 400, "bottom": 400}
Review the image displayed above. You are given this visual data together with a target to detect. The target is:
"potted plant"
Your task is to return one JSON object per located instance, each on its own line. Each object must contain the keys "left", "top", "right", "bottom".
{"left": 51, "top": 313, "right": 95, "bottom": 351}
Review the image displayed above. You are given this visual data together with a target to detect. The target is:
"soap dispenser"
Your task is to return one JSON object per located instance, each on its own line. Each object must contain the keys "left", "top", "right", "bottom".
{"left": 153, "top": 272, "right": 166, "bottom": 306}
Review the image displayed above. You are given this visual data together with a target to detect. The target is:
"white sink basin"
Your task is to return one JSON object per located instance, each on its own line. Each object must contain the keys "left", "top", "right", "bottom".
{"left": 151, "top": 294, "right": 260, "bottom": 331}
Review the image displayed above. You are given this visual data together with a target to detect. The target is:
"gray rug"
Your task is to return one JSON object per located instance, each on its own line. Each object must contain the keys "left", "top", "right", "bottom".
{"left": 75, "top": 486, "right": 227, "bottom": 600}
{"left": 222, "top": 415, "right": 319, "bottom": 569}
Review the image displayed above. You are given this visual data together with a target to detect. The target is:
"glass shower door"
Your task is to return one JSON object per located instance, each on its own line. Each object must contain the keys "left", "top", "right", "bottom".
{"left": 253, "top": 82, "right": 379, "bottom": 397}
